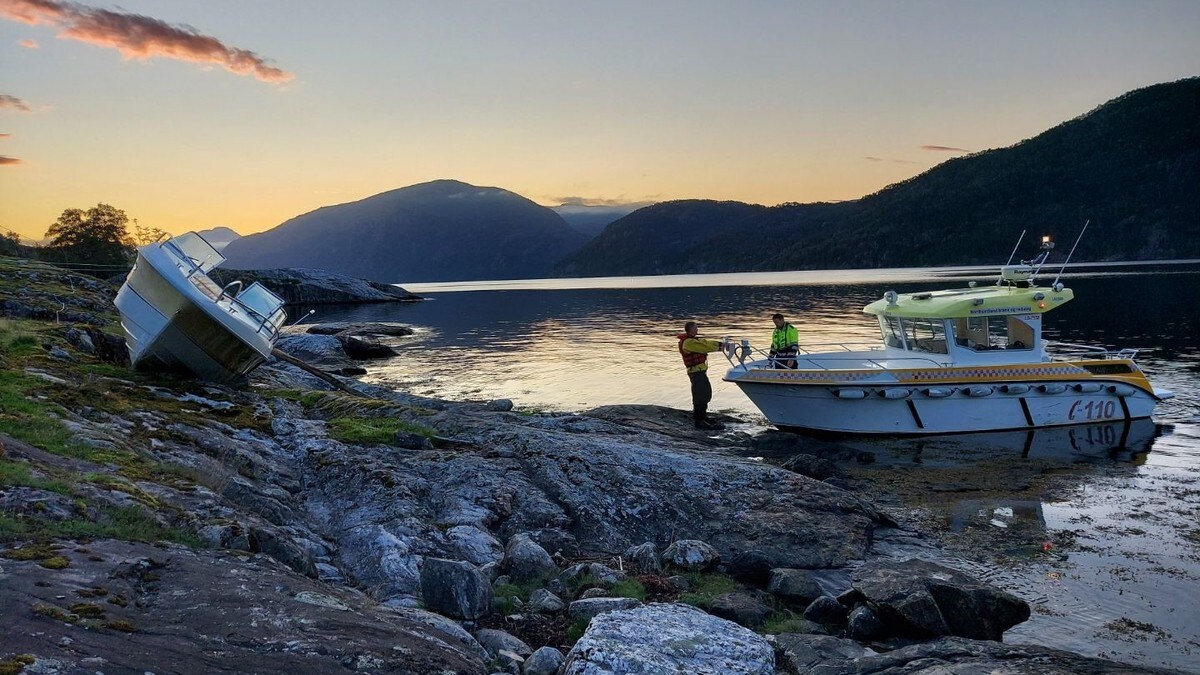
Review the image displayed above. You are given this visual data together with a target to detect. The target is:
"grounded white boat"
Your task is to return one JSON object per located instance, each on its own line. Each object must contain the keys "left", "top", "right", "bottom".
{"left": 723, "top": 237, "right": 1173, "bottom": 435}
{"left": 115, "top": 232, "right": 286, "bottom": 383}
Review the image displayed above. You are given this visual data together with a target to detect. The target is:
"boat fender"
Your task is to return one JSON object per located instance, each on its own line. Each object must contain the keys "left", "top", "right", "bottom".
{"left": 923, "top": 387, "right": 953, "bottom": 398}
{"left": 964, "top": 385, "right": 995, "bottom": 397}
{"left": 1074, "top": 382, "right": 1103, "bottom": 393}
{"left": 880, "top": 388, "right": 911, "bottom": 399}
{"left": 999, "top": 384, "right": 1030, "bottom": 395}
{"left": 834, "top": 388, "right": 867, "bottom": 400}
{"left": 1107, "top": 384, "right": 1137, "bottom": 397}
{"left": 1038, "top": 383, "right": 1067, "bottom": 394}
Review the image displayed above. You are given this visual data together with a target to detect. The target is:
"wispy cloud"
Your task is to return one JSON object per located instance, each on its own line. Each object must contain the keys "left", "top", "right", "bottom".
{"left": 19, "top": 37, "right": 37, "bottom": 48}
{"left": 0, "top": 133, "right": 10, "bottom": 139}
{"left": 0, "top": 93, "right": 33, "bottom": 112}
{"left": 0, "top": 0, "right": 293, "bottom": 84}
{"left": 552, "top": 195, "right": 658, "bottom": 208}
{"left": 921, "top": 145, "right": 970, "bottom": 153}
{"left": 0, "top": 156, "right": 21, "bottom": 165}
{"left": 864, "top": 156, "right": 919, "bottom": 165}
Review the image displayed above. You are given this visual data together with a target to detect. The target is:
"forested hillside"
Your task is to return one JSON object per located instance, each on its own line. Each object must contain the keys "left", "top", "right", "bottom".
{"left": 556, "top": 77, "right": 1200, "bottom": 276}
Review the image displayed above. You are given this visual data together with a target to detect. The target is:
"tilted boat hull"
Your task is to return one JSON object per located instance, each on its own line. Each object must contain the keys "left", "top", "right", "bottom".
{"left": 730, "top": 377, "right": 1160, "bottom": 435}
{"left": 115, "top": 244, "right": 274, "bottom": 383}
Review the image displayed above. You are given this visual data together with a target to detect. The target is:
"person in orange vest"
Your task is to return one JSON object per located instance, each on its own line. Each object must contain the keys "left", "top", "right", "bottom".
{"left": 678, "top": 321, "right": 729, "bottom": 430}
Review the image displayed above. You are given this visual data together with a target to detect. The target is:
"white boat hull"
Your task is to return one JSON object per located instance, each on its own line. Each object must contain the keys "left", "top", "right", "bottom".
{"left": 115, "top": 246, "right": 273, "bottom": 383}
{"left": 730, "top": 379, "right": 1160, "bottom": 435}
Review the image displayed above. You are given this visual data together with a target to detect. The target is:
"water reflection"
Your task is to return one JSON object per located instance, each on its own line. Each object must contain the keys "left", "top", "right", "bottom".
{"left": 297, "top": 268, "right": 1200, "bottom": 427}
{"left": 825, "top": 417, "right": 1159, "bottom": 467}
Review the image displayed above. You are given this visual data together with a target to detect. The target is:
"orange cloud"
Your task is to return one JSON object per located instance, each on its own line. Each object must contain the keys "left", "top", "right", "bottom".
{"left": 921, "top": 145, "right": 970, "bottom": 153}
{"left": 0, "top": 156, "right": 21, "bottom": 165}
{"left": 0, "top": 0, "right": 293, "bottom": 84}
{"left": 0, "top": 133, "right": 9, "bottom": 138}
{"left": 552, "top": 195, "right": 659, "bottom": 207}
{"left": 0, "top": 94, "right": 32, "bottom": 112}
{"left": 19, "top": 37, "right": 37, "bottom": 47}
{"left": 864, "top": 156, "right": 919, "bottom": 164}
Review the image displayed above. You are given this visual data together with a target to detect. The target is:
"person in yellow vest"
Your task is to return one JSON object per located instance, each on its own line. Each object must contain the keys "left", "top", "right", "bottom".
{"left": 769, "top": 313, "right": 799, "bottom": 368}
{"left": 677, "top": 321, "right": 729, "bottom": 430}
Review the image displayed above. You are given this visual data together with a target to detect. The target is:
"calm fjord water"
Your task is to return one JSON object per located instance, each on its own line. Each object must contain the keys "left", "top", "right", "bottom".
{"left": 299, "top": 264, "right": 1200, "bottom": 671}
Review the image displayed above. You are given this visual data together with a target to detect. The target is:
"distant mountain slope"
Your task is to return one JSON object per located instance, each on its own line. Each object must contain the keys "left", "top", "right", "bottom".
{"left": 222, "top": 180, "right": 589, "bottom": 283}
{"left": 197, "top": 226, "right": 240, "bottom": 252}
{"left": 556, "top": 77, "right": 1200, "bottom": 276}
{"left": 552, "top": 204, "right": 647, "bottom": 239}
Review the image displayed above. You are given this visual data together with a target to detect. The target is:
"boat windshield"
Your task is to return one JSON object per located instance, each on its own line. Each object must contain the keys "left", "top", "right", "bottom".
{"left": 163, "top": 232, "right": 225, "bottom": 274}
{"left": 232, "top": 282, "right": 287, "bottom": 335}
{"left": 899, "top": 318, "right": 947, "bottom": 354}
{"left": 951, "top": 316, "right": 1035, "bottom": 351}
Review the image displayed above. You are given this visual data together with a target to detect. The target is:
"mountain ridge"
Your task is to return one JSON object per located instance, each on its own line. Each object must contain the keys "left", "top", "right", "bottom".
{"left": 221, "top": 179, "right": 589, "bottom": 283}
{"left": 555, "top": 77, "right": 1200, "bottom": 276}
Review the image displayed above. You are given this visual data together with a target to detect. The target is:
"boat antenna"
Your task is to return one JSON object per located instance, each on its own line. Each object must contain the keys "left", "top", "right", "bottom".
{"left": 1051, "top": 220, "right": 1090, "bottom": 288}
{"left": 997, "top": 229, "right": 1026, "bottom": 285}
{"left": 289, "top": 309, "right": 316, "bottom": 327}
{"left": 1004, "top": 229, "right": 1026, "bottom": 267}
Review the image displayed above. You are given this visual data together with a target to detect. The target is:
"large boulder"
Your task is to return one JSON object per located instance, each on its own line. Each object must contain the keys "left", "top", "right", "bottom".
{"left": 473, "top": 628, "right": 532, "bottom": 659}
{"left": 503, "top": 533, "right": 558, "bottom": 582}
{"left": 209, "top": 267, "right": 422, "bottom": 305}
{"left": 768, "top": 568, "right": 824, "bottom": 604}
{"left": 663, "top": 539, "right": 720, "bottom": 572}
{"left": 624, "top": 542, "right": 662, "bottom": 574}
{"left": 771, "top": 634, "right": 875, "bottom": 672}
{"left": 801, "top": 636, "right": 1177, "bottom": 675}
{"left": 568, "top": 597, "right": 642, "bottom": 624}
{"left": 562, "top": 603, "right": 774, "bottom": 675}
{"left": 524, "top": 646, "right": 565, "bottom": 675}
{"left": 709, "top": 592, "right": 772, "bottom": 627}
{"left": 851, "top": 559, "right": 1031, "bottom": 640}
{"left": 419, "top": 558, "right": 493, "bottom": 620}
{"left": 336, "top": 334, "right": 398, "bottom": 360}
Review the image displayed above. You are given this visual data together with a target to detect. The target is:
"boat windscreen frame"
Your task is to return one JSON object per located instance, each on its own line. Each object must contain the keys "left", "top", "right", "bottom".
{"left": 161, "top": 232, "right": 225, "bottom": 276}
{"left": 230, "top": 281, "right": 287, "bottom": 337}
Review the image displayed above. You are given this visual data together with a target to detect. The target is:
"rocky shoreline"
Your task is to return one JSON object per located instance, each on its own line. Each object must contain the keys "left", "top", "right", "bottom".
{"left": 0, "top": 259, "right": 1185, "bottom": 674}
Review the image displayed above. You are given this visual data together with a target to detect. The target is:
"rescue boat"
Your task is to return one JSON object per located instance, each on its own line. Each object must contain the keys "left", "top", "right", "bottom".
{"left": 723, "top": 234, "right": 1173, "bottom": 435}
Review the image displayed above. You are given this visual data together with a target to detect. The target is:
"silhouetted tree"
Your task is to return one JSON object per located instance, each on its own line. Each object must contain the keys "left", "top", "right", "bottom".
{"left": 132, "top": 220, "right": 170, "bottom": 246}
{"left": 0, "top": 230, "right": 20, "bottom": 256}
{"left": 43, "top": 203, "right": 134, "bottom": 271}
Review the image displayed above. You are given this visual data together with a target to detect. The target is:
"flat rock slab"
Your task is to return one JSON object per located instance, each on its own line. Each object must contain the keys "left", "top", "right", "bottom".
{"left": 808, "top": 636, "right": 1181, "bottom": 674}
{"left": 0, "top": 540, "right": 486, "bottom": 674}
{"left": 562, "top": 602, "right": 774, "bottom": 675}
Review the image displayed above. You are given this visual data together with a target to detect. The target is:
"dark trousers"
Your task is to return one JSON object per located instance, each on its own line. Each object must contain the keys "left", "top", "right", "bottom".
{"left": 689, "top": 370, "right": 712, "bottom": 423}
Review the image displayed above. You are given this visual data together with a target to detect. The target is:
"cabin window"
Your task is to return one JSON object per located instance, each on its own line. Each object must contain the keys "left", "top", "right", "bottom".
{"left": 899, "top": 318, "right": 947, "bottom": 354}
{"left": 880, "top": 316, "right": 906, "bottom": 348}
{"left": 952, "top": 316, "right": 1034, "bottom": 350}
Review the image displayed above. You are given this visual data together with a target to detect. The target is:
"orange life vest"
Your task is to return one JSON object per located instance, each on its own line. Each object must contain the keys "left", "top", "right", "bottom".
{"left": 678, "top": 333, "right": 708, "bottom": 371}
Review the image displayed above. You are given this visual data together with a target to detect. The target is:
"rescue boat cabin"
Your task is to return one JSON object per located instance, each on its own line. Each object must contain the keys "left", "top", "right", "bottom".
{"left": 863, "top": 264, "right": 1074, "bottom": 367}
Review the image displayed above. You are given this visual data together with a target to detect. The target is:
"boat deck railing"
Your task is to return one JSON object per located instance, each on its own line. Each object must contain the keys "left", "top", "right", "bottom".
{"left": 1046, "top": 341, "right": 1140, "bottom": 361}
{"left": 159, "top": 235, "right": 286, "bottom": 339}
{"left": 723, "top": 341, "right": 946, "bottom": 372}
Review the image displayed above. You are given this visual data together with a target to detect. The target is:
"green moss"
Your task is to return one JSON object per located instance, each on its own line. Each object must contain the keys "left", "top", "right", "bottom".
{"left": 760, "top": 612, "right": 812, "bottom": 635}
{"left": 0, "top": 458, "right": 72, "bottom": 494}
{"left": 565, "top": 618, "right": 590, "bottom": 644}
{"left": 102, "top": 619, "right": 137, "bottom": 632}
{"left": 0, "top": 652, "right": 36, "bottom": 675}
{"left": 1, "top": 543, "right": 62, "bottom": 561}
{"left": 327, "top": 416, "right": 437, "bottom": 445}
{"left": 68, "top": 603, "right": 105, "bottom": 618}
{"left": 609, "top": 578, "right": 648, "bottom": 601}
{"left": 38, "top": 556, "right": 70, "bottom": 569}
{"left": 31, "top": 603, "right": 75, "bottom": 622}
{"left": 678, "top": 572, "right": 743, "bottom": 609}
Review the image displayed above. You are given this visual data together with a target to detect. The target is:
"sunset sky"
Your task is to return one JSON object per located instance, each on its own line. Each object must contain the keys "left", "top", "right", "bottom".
{"left": 1, "top": 0, "right": 1198, "bottom": 241}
